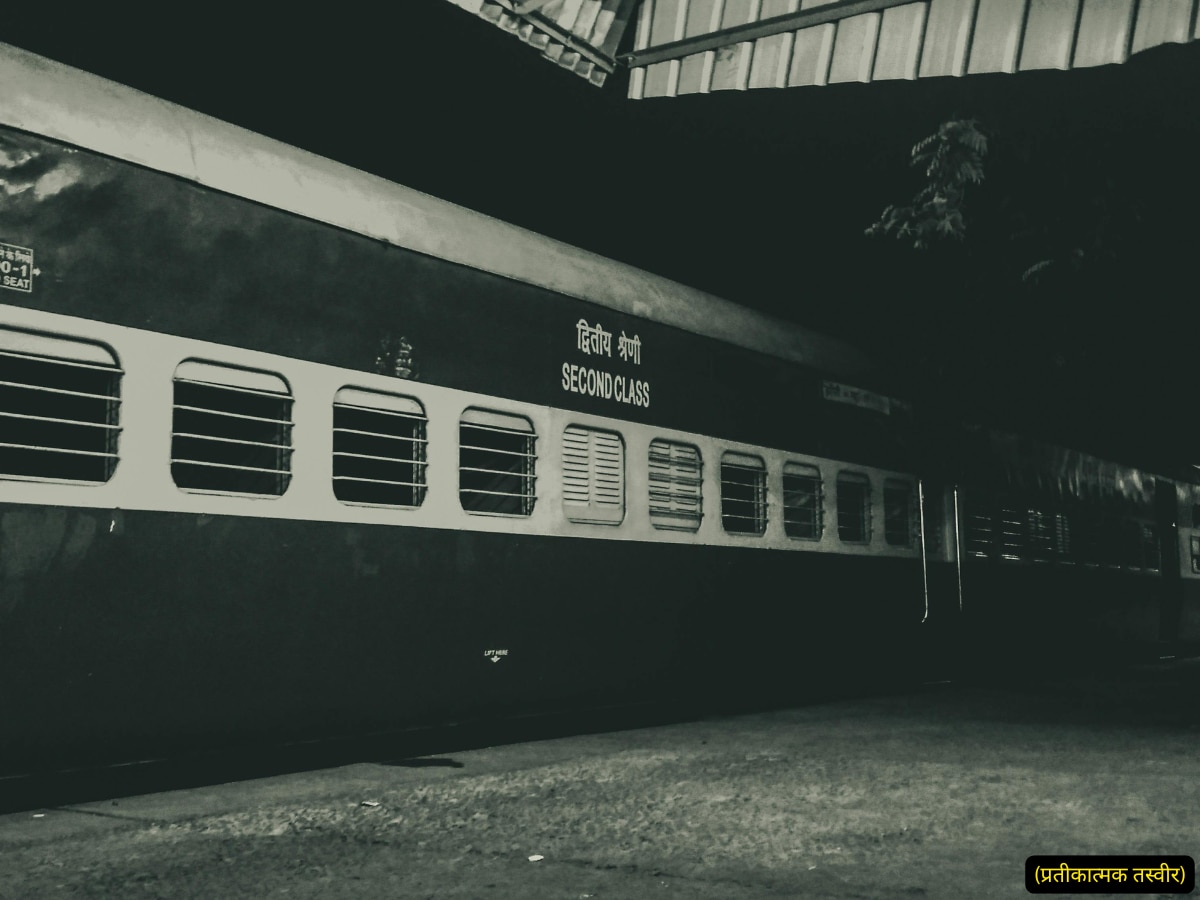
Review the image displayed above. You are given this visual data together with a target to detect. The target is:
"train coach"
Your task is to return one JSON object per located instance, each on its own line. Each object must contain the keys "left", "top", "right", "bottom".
{"left": 922, "top": 427, "right": 1200, "bottom": 675}
{"left": 0, "top": 44, "right": 1196, "bottom": 773}
{"left": 0, "top": 43, "right": 931, "bottom": 770}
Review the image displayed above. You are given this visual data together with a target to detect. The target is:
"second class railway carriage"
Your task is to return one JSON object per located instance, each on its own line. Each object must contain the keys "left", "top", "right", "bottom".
{"left": 1, "top": 44, "right": 1198, "bottom": 772}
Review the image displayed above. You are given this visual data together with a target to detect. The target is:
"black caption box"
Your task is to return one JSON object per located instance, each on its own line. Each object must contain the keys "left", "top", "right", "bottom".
{"left": 1026, "top": 856, "right": 1195, "bottom": 894}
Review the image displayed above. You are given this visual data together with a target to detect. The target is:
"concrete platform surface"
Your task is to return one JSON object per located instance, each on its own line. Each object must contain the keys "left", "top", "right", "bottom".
{"left": 2, "top": 662, "right": 1198, "bottom": 898}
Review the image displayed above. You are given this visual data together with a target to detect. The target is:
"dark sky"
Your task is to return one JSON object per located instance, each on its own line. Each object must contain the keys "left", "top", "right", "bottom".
{"left": 6, "top": 8, "right": 1199, "bottom": 471}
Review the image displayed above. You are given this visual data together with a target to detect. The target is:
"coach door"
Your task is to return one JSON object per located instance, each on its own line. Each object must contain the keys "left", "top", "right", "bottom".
{"left": 1154, "top": 477, "right": 1184, "bottom": 645}
{"left": 918, "top": 480, "right": 962, "bottom": 678}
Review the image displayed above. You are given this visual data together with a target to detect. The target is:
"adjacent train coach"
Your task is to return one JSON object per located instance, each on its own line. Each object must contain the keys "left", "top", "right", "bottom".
{"left": 1, "top": 44, "right": 1196, "bottom": 773}
{"left": 921, "top": 428, "right": 1200, "bottom": 674}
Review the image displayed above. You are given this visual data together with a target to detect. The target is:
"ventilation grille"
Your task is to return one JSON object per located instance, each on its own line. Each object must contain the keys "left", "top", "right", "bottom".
{"left": 648, "top": 439, "right": 702, "bottom": 532}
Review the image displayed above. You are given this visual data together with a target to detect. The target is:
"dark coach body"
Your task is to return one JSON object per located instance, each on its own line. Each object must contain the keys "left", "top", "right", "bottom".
{"left": 0, "top": 45, "right": 925, "bottom": 770}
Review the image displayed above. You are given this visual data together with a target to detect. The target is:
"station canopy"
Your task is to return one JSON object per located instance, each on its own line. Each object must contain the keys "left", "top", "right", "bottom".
{"left": 445, "top": 0, "right": 1200, "bottom": 94}
{"left": 444, "top": 0, "right": 640, "bottom": 85}
{"left": 626, "top": 0, "right": 1200, "bottom": 98}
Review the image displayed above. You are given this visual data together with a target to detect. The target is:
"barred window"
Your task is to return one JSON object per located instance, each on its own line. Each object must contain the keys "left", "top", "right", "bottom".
{"left": 562, "top": 426, "right": 624, "bottom": 525}
{"left": 964, "top": 495, "right": 994, "bottom": 558}
{"left": 333, "top": 388, "right": 427, "bottom": 508}
{"left": 1054, "top": 513, "right": 1072, "bottom": 559}
{"left": 0, "top": 328, "right": 122, "bottom": 484}
{"left": 171, "top": 361, "right": 293, "bottom": 496}
{"left": 997, "top": 505, "right": 1025, "bottom": 560}
{"left": 459, "top": 408, "right": 536, "bottom": 516}
{"left": 883, "top": 479, "right": 915, "bottom": 547}
{"left": 719, "top": 452, "right": 766, "bottom": 536}
{"left": 836, "top": 471, "right": 871, "bottom": 544}
{"left": 783, "top": 462, "right": 822, "bottom": 540}
{"left": 967, "top": 500, "right": 1080, "bottom": 562}
{"left": 1026, "top": 509, "right": 1055, "bottom": 561}
{"left": 648, "top": 439, "right": 702, "bottom": 532}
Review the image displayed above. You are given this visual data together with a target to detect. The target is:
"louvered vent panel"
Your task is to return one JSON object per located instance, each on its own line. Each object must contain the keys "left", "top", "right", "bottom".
{"left": 563, "top": 425, "right": 624, "bottom": 524}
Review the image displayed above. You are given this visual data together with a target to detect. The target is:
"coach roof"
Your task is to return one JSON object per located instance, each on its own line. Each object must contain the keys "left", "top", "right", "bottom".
{"left": 0, "top": 42, "right": 872, "bottom": 382}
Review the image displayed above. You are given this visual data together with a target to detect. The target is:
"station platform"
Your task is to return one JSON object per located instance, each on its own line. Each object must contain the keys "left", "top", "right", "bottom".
{"left": 2, "top": 661, "right": 1198, "bottom": 899}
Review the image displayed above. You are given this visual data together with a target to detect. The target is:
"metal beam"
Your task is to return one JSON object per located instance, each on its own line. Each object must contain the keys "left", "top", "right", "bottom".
{"left": 524, "top": 7, "right": 618, "bottom": 72}
{"left": 597, "top": 0, "right": 643, "bottom": 59}
{"left": 512, "top": 0, "right": 557, "bottom": 13}
{"left": 620, "top": 0, "right": 918, "bottom": 68}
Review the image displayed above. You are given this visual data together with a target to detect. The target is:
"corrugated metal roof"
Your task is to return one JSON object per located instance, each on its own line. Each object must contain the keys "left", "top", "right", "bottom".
{"left": 445, "top": 0, "right": 639, "bottom": 85}
{"left": 625, "top": 0, "right": 1200, "bottom": 99}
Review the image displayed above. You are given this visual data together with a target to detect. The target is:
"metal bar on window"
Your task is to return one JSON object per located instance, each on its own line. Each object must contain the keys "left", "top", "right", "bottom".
{"left": 0, "top": 441, "right": 119, "bottom": 458}
{"left": 333, "top": 427, "right": 428, "bottom": 445}
{"left": 170, "top": 458, "right": 289, "bottom": 476}
{"left": 0, "top": 411, "right": 122, "bottom": 430}
{"left": 459, "top": 466, "right": 538, "bottom": 480}
{"left": 0, "top": 379, "right": 124, "bottom": 403}
{"left": 174, "top": 378, "right": 291, "bottom": 400}
{"left": 0, "top": 472, "right": 116, "bottom": 486}
{"left": 461, "top": 422, "right": 537, "bottom": 439}
{"left": 173, "top": 432, "right": 295, "bottom": 452}
{"left": 173, "top": 404, "right": 292, "bottom": 427}
{"left": 333, "top": 451, "right": 429, "bottom": 466}
{"left": 459, "top": 486, "right": 538, "bottom": 499}
{"left": 0, "top": 348, "right": 123, "bottom": 373}
{"left": 332, "top": 475, "right": 425, "bottom": 488}
{"left": 333, "top": 403, "right": 426, "bottom": 422}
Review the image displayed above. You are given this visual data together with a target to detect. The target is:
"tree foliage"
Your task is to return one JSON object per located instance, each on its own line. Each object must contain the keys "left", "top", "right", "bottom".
{"left": 865, "top": 119, "right": 987, "bottom": 249}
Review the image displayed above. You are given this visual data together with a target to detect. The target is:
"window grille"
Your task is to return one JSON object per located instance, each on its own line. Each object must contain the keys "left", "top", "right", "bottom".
{"left": 997, "top": 505, "right": 1024, "bottom": 560}
{"left": 332, "top": 388, "right": 427, "bottom": 508}
{"left": 782, "top": 462, "right": 822, "bottom": 540}
{"left": 171, "top": 360, "right": 293, "bottom": 496}
{"left": 720, "top": 452, "right": 767, "bottom": 536}
{"left": 562, "top": 426, "right": 624, "bottom": 525}
{"left": 1026, "top": 509, "right": 1054, "bottom": 561}
{"left": 883, "top": 479, "right": 915, "bottom": 547}
{"left": 648, "top": 439, "right": 702, "bottom": 532}
{"left": 836, "top": 471, "right": 871, "bottom": 543}
{"left": 1054, "top": 513, "right": 1072, "bottom": 559}
{"left": 964, "top": 496, "right": 994, "bottom": 558}
{"left": 0, "top": 328, "right": 122, "bottom": 484}
{"left": 459, "top": 408, "right": 536, "bottom": 516}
